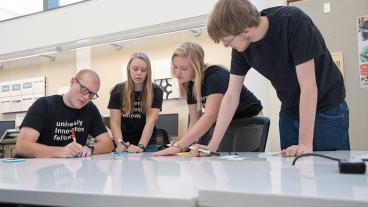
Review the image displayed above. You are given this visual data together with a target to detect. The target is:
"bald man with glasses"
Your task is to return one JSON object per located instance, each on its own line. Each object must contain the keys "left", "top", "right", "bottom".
{"left": 16, "top": 69, "right": 113, "bottom": 158}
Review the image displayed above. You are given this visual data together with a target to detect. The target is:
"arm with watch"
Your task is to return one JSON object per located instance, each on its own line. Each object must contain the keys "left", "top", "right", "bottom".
{"left": 79, "top": 144, "right": 94, "bottom": 157}
{"left": 126, "top": 108, "right": 161, "bottom": 153}
{"left": 78, "top": 132, "right": 113, "bottom": 157}
{"left": 152, "top": 104, "right": 201, "bottom": 156}
{"left": 152, "top": 95, "right": 221, "bottom": 156}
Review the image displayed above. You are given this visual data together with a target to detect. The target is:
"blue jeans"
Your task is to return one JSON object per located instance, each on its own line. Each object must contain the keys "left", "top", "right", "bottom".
{"left": 279, "top": 100, "right": 350, "bottom": 151}
{"left": 145, "top": 144, "right": 158, "bottom": 152}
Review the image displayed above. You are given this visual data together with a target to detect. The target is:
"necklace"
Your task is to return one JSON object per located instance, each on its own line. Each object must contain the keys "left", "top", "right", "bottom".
{"left": 134, "top": 92, "right": 141, "bottom": 101}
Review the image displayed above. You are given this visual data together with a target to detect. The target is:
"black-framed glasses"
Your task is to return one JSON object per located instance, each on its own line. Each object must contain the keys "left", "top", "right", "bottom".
{"left": 75, "top": 79, "right": 99, "bottom": 100}
{"left": 222, "top": 35, "right": 237, "bottom": 47}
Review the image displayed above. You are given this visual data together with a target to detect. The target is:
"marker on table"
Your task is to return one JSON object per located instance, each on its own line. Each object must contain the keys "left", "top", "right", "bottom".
{"left": 188, "top": 146, "right": 220, "bottom": 156}
{"left": 72, "top": 128, "right": 76, "bottom": 143}
{"left": 1, "top": 158, "right": 26, "bottom": 163}
{"left": 111, "top": 151, "right": 129, "bottom": 156}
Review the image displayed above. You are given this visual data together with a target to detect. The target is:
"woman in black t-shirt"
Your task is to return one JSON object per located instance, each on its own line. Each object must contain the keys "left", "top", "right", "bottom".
{"left": 152, "top": 42, "right": 262, "bottom": 156}
{"left": 108, "top": 52, "right": 163, "bottom": 153}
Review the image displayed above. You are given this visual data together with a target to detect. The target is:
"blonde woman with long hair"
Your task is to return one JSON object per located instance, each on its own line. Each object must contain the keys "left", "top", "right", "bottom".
{"left": 108, "top": 52, "right": 163, "bottom": 153}
{"left": 152, "top": 42, "right": 262, "bottom": 156}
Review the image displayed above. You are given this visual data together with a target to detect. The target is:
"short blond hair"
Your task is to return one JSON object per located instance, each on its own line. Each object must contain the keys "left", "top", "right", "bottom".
{"left": 207, "top": 0, "right": 260, "bottom": 43}
{"left": 75, "top": 69, "right": 100, "bottom": 86}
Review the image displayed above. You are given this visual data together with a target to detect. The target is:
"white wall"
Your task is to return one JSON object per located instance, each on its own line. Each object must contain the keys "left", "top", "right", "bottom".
{"left": 291, "top": 0, "right": 368, "bottom": 150}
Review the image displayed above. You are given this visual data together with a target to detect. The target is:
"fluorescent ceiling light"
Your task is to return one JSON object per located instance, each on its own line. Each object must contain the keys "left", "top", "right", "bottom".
{"left": 0, "top": 15, "right": 207, "bottom": 63}
{"left": 0, "top": 50, "right": 58, "bottom": 63}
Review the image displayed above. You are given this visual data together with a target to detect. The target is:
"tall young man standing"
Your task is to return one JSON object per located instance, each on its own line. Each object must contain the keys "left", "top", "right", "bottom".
{"left": 192, "top": 0, "right": 349, "bottom": 157}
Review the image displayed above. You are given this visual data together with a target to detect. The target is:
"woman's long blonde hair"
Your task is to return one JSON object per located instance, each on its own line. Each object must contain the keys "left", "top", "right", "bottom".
{"left": 122, "top": 52, "right": 153, "bottom": 115}
{"left": 171, "top": 42, "right": 206, "bottom": 111}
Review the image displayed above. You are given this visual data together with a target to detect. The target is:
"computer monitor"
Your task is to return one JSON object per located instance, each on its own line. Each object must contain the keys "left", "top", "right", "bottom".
{"left": 0, "top": 120, "right": 16, "bottom": 139}
{"left": 156, "top": 113, "right": 178, "bottom": 137}
{"left": 101, "top": 115, "right": 110, "bottom": 129}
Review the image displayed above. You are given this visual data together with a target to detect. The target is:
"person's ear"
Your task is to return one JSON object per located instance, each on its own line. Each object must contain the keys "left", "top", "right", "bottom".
{"left": 70, "top": 78, "right": 75, "bottom": 87}
{"left": 241, "top": 28, "right": 251, "bottom": 37}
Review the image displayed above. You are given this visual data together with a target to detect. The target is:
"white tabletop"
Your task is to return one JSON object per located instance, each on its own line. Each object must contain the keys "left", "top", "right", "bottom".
{"left": 0, "top": 153, "right": 198, "bottom": 207}
{"left": 197, "top": 151, "right": 368, "bottom": 207}
{"left": 0, "top": 151, "right": 367, "bottom": 207}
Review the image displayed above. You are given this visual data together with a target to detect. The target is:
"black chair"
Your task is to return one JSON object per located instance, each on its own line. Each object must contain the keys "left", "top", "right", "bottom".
{"left": 156, "top": 128, "right": 170, "bottom": 150}
{"left": 192, "top": 116, "right": 270, "bottom": 152}
{"left": 188, "top": 114, "right": 270, "bottom": 152}
{"left": 218, "top": 116, "right": 270, "bottom": 152}
{"left": 0, "top": 129, "right": 20, "bottom": 158}
{"left": 197, "top": 128, "right": 214, "bottom": 145}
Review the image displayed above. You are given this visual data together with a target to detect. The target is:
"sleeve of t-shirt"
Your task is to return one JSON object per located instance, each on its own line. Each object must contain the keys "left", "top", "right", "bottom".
{"left": 287, "top": 8, "right": 325, "bottom": 66}
{"left": 230, "top": 49, "right": 251, "bottom": 76}
{"left": 89, "top": 103, "right": 108, "bottom": 137}
{"left": 20, "top": 97, "right": 48, "bottom": 133}
{"left": 186, "top": 82, "right": 196, "bottom": 105}
{"left": 107, "top": 83, "right": 123, "bottom": 110}
{"left": 206, "top": 67, "right": 229, "bottom": 95}
{"left": 152, "top": 84, "right": 164, "bottom": 110}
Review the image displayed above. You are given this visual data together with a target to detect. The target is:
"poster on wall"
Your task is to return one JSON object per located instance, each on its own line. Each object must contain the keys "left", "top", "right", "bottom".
{"left": 154, "top": 78, "right": 180, "bottom": 100}
{"left": 357, "top": 15, "right": 368, "bottom": 88}
{"left": 152, "top": 59, "right": 180, "bottom": 100}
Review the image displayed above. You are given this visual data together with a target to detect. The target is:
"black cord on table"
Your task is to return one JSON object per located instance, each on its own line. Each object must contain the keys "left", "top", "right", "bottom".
{"left": 292, "top": 153, "right": 341, "bottom": 165}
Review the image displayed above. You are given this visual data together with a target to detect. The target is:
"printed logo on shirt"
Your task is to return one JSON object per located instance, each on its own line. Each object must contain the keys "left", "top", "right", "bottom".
{"left": 121, "top": 101, "right": 143, "bottom": 119}
{"left": 53, "top": 120, "right": 84, "bottom": 141}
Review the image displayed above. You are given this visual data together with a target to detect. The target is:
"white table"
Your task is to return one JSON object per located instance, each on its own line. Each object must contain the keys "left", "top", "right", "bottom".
{"left": 198, "top": 151, "right": 368, "bottom": 207}
{"left": 0, "top": 153, "right": 198, "bottom": 207}
{"left": 0, "top": 151, "right": 367, "bottom": 207}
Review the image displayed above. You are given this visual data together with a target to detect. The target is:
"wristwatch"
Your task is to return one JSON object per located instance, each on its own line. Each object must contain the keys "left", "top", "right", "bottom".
{"left": 86, "top": 145, "right": 95, "bottom": 155}
{"left": 138, "top": 144, "right": 146, "bottom": 151}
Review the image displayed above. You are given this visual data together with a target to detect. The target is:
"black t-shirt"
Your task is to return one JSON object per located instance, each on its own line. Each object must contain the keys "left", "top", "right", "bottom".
{"left": 230, "top": 6, "right": 345, "bottom": 118}
{"left": 107, "top": 83, "right": 163, "bottom": 145}
{"left": 20, "top": 95, "right": 107, "bottom": 146}
{"left": 187, "top": 65, "right": 262, "bottom": 118}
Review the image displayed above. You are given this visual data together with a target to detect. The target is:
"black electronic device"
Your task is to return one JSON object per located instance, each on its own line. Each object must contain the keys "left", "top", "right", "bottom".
{"left": 156, "top": 113, "right": 179, "bottom": 137}
{"left": 0, "top": 120, "right": 17, "bottom": 143}
{"left": 292, "top": 153, "right": 366, "bottom": 174}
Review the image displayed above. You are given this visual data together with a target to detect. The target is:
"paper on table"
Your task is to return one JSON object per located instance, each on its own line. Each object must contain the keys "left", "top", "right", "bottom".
{"left": 177, "top": 152, "right": 191, "bottom": 156}
{"left": 258, "top": 152, "right": 280, "bottom": 158}
{"left": 360, "top": 154, "right": 368, "bottom": 161}
{"left": 1, "top": 158, "right": 26, "bottom": 163}
{"left": 111, "top": 151, "right": 129, "bottom": 156}
{"left": 220, "top": 155, "right": 247, "bottom": 161}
